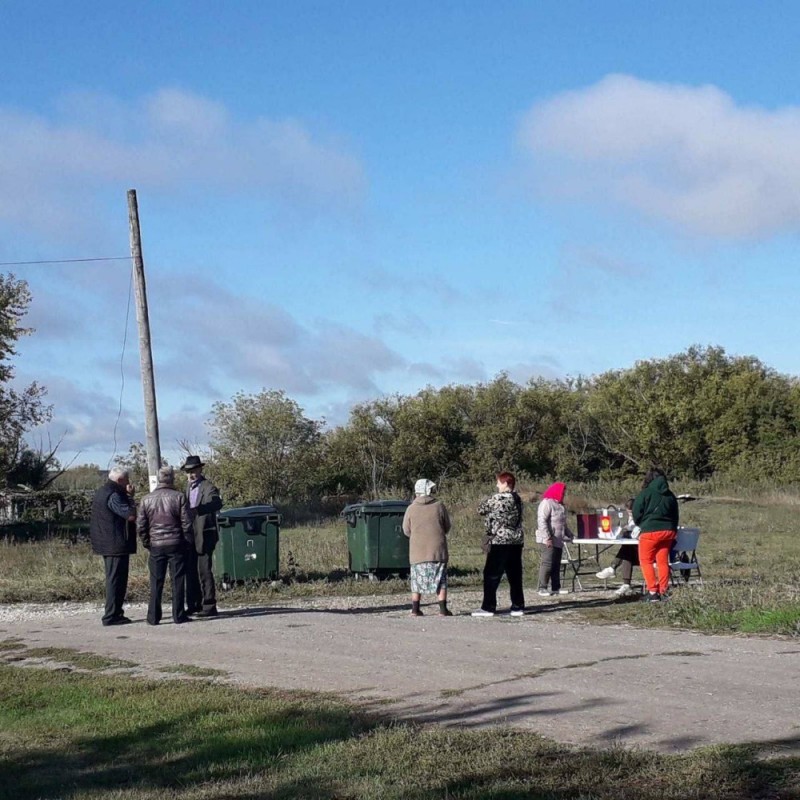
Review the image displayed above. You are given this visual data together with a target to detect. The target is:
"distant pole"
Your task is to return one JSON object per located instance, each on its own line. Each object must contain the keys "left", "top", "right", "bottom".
{"left": 127, "top": 189, "right": 161, "bottom": 491}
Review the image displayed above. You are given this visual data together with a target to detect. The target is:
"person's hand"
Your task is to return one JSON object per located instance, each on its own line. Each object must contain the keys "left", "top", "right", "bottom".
{"left": 546, "top": 539, "right": 553, "bottom": 549}
{"left": 126, "top": 484, "right": 135, "bottom": 496}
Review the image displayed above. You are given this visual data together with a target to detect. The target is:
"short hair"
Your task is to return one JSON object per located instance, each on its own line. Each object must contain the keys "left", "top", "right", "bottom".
{"left": 108, "top": 467, "right": 129, "bottom": 482}
{"left": 496, "top": 471, "right": 516, "bottom": 490}
{"left": 158, "top": 466, "right": 175, "bottom": 485}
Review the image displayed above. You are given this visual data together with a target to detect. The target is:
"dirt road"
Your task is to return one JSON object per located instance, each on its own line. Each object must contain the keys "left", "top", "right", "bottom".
{"left": 2, "top": 593, "right": 798, "bottom": 754}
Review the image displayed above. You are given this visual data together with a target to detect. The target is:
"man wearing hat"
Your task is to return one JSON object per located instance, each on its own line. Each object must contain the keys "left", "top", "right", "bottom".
{"left": 181, "top": 455, "right": 223, "bottom": 617}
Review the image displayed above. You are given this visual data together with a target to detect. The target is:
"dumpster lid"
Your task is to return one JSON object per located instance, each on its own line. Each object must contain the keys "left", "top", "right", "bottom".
{"left": 219, "top": 504, "right": 280, "bottom": 519}
{"left": 342, "top": 500, "right": 409, "bottom": 515}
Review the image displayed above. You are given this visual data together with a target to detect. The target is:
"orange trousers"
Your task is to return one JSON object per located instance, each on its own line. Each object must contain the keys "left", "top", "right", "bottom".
{"left": 638, "top": 530, "right": 676, "bottom": 595}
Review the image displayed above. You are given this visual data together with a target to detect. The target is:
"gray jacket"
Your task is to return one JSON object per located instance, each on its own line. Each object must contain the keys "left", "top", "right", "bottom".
{"left": 536, "top": 498, "right": 574, "bottom": 546}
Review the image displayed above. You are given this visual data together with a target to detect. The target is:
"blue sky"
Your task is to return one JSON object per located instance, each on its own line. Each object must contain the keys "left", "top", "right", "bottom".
{"left": 2, "top": 1, "right": 799, "bottom": 468}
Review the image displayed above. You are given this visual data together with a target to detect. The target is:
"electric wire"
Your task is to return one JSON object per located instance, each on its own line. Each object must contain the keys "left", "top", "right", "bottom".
{"left": 0, "top": 256, "right": 131, "bottom": 266}
{"left": 108, "top": 264, "right": 135, "bottom": 470}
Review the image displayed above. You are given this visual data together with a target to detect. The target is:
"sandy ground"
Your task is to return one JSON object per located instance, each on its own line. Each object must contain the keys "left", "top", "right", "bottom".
{"left": 2, "top": 591, "right": 799, "bottom": 755}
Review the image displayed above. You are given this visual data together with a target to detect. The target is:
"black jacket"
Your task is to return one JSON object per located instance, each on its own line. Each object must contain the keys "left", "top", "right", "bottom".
{"left": 137, "top": 484, "right": 193, "bottom": 553}
{"left": 186, "top": 477, "right": 222, "bottom": 554}
{"left": 90, "top": 480, "right": 136, "bottom": 556}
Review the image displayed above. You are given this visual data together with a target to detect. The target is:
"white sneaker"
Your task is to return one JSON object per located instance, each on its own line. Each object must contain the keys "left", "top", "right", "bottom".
{"left": 596, "top": 566, "right": 616, "bottom": 579}
{"left": 557, "top": 588, "right": 570, "bottom": 595}
{"left": 537, "top": 590, "right": 553, "bottom": 597}
{"left": 471, "top": 609, "right": 495, "bottom": 617}
{"left": 614, "top": 584, "right": 633, "bottom": 597}
{"left": 509, "top": 609, "right": 525, "bottom": 617}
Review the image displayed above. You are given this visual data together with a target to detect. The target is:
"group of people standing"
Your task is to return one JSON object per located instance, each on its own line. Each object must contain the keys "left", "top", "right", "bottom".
{"left": 89, "top": 457, "right": 222, "bottom": 626}
{"left": 401, "top": 467, "right": 680, "bottom": 616}
{"left": 91, "top": 460, "right": 679, "bottom": 623}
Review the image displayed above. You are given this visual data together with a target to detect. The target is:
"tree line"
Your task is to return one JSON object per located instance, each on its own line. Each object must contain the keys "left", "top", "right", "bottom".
{"left": 0, "top": 275, "right": 53, "bottom": 490}
{"left": 2, "top": 272, "right": 797, "bottom": 505}
{"left": 206, "top": 346, "right": 800, "bottom": 504}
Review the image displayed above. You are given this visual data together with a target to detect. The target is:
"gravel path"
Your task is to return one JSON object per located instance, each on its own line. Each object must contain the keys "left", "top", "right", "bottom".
{"left": 2, "top": 595, "right": 799, "bottom": 755}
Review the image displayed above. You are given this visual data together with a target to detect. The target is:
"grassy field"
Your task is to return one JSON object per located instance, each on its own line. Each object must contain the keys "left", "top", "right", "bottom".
{"left": 1, "top": 655, "right": 798, "bottom": 800}
{"left": 2, "top": 481, "right": 799, "bottom": 636}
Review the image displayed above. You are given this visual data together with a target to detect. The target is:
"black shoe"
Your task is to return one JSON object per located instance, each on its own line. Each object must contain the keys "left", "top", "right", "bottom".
{"left": 146, "top": 619, "right": 160, "bottom": 626}
{"left": 173, "top": 616, "right": 192, "bottom": 624}
{"left": 641, "top": 592, "right": 661, "bottom": 603}
{"left": 185, "top": 606, "right": 203, "bottom": 615}
{"left": 438, "top": 608, "right": 453, "bottom": 617}
{"left": 103, "top": 616, "right": 132, "bottom": 626}
{"left": 195, "top": 608, "right": 218, "bottom": 618}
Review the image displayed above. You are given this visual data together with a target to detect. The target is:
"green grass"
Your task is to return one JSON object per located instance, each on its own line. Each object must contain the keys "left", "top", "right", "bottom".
{"left": 158, "top": 663, "right": 229, "bottom": 678}
{"left": 4, "top": 645, "right": 138, "bottom": 671}
{"left": 573, "top": 493, "right": 800, "bottom": 636}
{"left": 1, "top": 483, "right": 799, "bottom": 637}
{"left": 0, "top": 663, "right": 798, "bottom": 800}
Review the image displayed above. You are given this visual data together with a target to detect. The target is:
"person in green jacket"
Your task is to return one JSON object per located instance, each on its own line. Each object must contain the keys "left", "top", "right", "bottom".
{"left": 633, "top": 467, "right": 679, "bottom": 602}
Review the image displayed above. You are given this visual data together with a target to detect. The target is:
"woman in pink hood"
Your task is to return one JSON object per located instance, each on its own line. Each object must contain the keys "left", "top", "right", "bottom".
{"left": 536, "top": 482, "right": 574, "bottom": 596}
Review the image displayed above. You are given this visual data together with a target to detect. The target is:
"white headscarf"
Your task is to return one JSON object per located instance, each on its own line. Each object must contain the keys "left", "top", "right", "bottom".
{"left": 414, "top": 478, "right": 436, "bottom": 496}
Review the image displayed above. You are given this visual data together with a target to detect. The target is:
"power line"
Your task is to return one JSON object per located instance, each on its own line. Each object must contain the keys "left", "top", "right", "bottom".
{"left": 108, "top": 264, "right": 135, "bottom": 471}
{"left": 0, "top": 256, "right": 131, "bottom": 266}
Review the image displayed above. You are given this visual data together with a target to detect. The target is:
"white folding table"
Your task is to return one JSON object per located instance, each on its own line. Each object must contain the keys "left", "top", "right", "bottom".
{"left": 561, "top": 537, "right": 638, "bottom": 592}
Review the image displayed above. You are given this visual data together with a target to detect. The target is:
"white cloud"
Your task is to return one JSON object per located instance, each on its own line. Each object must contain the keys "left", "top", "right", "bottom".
{"left": 147, "top": 273, "right": 407, "bottom": 397}
{"left": 0, "top": 88, "right": 366, "bottom": 240}
{"left": 373, "top": 311, "right": 432, "bottom": 338}
{"left": 20, "top": 269, "right": 412, "bottom": 461}
{"left": 505, "top": 358, "right": 562, "bottom": 384}
{"left": 26, "top": 375, "right": 143, "bottom": 461}
{"left": 545, "top": 244, "right": 648, "bottom": 315}
{"left": 520, "top": 74, "right": 800, "bottom": 239}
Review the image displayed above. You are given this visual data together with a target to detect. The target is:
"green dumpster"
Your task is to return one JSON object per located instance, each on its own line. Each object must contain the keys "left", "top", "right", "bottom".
{"left": 215, "top": 505, "right": 281, "bottom": 588}
{"left": 342, "top": 500, "right": 410, "bottom": 579}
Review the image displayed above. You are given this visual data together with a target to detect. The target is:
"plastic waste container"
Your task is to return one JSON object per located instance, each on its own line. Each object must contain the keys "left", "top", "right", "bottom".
{"left": 342, "top": 500, "right": 410, "bottom": 580}
{"left": 215, "top": 505, "right": 281, "bottom": 588}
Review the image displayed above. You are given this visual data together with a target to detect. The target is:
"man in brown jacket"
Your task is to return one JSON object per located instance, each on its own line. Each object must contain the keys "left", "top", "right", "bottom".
{"left": 402, "top": 478, "right": 452, "bottom": 617}
{"left": 137, "top": 466, "right": 194, "bottom": 625}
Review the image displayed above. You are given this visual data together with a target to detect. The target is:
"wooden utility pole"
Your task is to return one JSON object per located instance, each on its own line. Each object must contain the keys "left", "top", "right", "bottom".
{"left": 127, "top": 189, "right": 162, "bottom": 491}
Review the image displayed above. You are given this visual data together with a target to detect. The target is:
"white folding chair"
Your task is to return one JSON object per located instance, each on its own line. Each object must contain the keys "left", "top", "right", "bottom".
{"left": 669, "top": 527, "right": 703, "bottom": 586}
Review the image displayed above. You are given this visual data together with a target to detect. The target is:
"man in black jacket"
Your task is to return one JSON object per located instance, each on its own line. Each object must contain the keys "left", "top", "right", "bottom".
{"left": 137, "top": 466, "right": 194, "bottom": 625}
{"left": 90, "top": 467, "right": 137, "bottom": 626}
{"left": 181, "top": 455, "right": 222, "bottom": 617}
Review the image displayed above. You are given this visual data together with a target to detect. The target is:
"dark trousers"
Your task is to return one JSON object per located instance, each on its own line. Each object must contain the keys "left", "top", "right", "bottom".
{"left": 148, "top": 549, "right": 187, "bottom": 624}
{"left": 481, "top": 544, "right": 525, "bottom": 612}
{"left": 102, "top": 555, "right": 129, "bottom": 624}
{"left": 537, "top": 544, "right": 564, "bottom": 592}
{"left": 612, "top": 545, "right": 640, "bottom": 583}
{"left": 185, "top": 548, "right": 217, "bottom": 611}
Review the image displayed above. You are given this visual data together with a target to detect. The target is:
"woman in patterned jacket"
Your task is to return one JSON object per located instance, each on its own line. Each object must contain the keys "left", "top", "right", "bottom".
{"left": 472, "top": 471, "right": 526, "bottom": 617}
